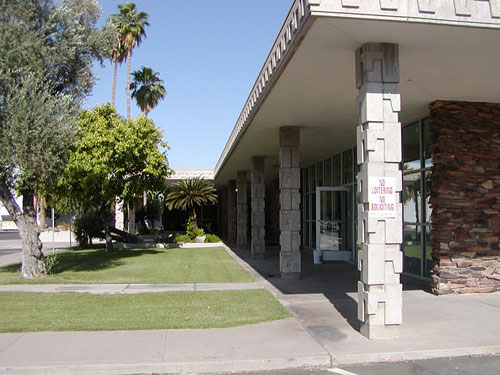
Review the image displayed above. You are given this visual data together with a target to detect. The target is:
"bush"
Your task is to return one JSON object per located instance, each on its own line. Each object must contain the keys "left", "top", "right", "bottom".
{"left": 42, "top": 254, "right": 58, "bottom": 275}
{"left": 205, "top": 234, "right": 221, "bottom": 243}
{"left": 187, "top": 227, "right": 205, "bottom": 239}
{"left": 73, "top": 210, "right": 108, "bottom": 247}
{"left": 173, "top": 234, "right": 192, "bottom": 243}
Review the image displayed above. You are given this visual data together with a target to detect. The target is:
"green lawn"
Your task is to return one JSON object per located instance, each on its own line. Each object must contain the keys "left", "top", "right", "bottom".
{"left": 0, "top": 289, "right": 292, "bottom": 333}
{"left": 0, "top": 247, "right": 255, "bottom": 284}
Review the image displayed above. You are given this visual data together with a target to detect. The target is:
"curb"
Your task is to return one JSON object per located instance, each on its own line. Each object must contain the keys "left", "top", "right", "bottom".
{"left": 0, "top": 355, "right": 332, "bottom": 375}
{"left": 332, "top": 346, "right": 500, "bottom": 366}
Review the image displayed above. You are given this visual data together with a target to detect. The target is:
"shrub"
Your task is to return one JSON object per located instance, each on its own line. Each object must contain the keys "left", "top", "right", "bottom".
{"left": 74, "top": 210, "right": 107, "bottom": 247}
{"left": 42, "top": 254, "right": 58, "bottom": 275}
{"left": 174, "top": 234, "right": 192, "bottom": 243}
{"left": 187, "top": 227, "right": 205, "bottom": 239}
{"left": 205, "top": 234, "right": 221, "bottom": 243}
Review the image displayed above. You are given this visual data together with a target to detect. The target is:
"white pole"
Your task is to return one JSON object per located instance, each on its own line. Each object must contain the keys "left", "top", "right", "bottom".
{"left": 52, "top": 207, "right": 55, "bottom": 254}
{"left": 69, "top": 212, "right": 72, "bottom": 249}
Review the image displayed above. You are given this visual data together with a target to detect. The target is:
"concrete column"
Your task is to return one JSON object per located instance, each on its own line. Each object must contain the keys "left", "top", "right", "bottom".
{"left": 279, "top": 126, "right": 301, "bottom": 280}
{"left": 236, "top": 171, "right": 249, "bottom": 249}
{"left": 251, "top": 156, "right": 266, "bottom": 259}
{"left": 355, "top": 43, "right": 403, "bottom": 339}
{"left": 227, "top": 179, "right": 237, "bottom": 244}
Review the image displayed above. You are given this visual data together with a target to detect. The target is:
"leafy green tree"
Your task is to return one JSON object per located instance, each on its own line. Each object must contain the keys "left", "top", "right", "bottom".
{"left": 0, "top": 0, "right": 114, "bottom": 278}
{"left": 130, "top": 66, "right": 166, "bottom": 117}
{"left": 57, "top": 104, "right": 171, "bottom": 251}
{"left": 165, "top": 178, "right": 217, "bottom": 229}
{"left": 109, "top": 2, "right": 150, "bottom": 119}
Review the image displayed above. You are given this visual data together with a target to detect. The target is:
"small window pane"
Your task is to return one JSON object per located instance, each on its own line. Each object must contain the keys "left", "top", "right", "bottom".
{"left": 311, "top": 192, "right": 316, "bottom": 220}
{"left": 424, "top": 170, "right": 432, "bottom": 223}
{"left": 403, "top": 122, "right": 420, "bottom": 171}
{"left": 311, "top": 221, "right": 316, "bottom": 248}
{"left": 317, "top": 162, "right": 324, "bottom": 187}
{"left": 403, "top": 172, "right": 422, "bottom": 223}
{"left": 334, "top": 154, "right": 342, "bottom": 186}
{"left": 304, "top": 168, "right": 309, "bottom": 193}
{"left": 422, "top": 117, "right": 433, "bottom": 168}
{"left": 324, "top": 158, "right": 332, "bottom": 186}
{"left": 310, "top": 166, "right": 316, "bottom": 192}
{"left": 424, "top": 226, "right": 433, "bottom": 277}
{"left": 305, "top": 194, "right": 310, "bottom": 221}
{"left": 305, "top": 222, "right": 311, "bottom": 248}
{"left": 404, "top": 224, "right": 422, "bottom": 276}
{"left": 343, "top": 150, "right": 353, "bottom": 184}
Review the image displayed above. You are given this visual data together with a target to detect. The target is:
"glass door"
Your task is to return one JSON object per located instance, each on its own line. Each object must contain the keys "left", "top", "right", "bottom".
{"left": 316, "top": 187, "right": 352, "bottom": 261}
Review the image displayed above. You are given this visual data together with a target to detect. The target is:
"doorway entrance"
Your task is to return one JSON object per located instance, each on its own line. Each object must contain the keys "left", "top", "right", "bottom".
{"left": 315, "top": 187, "right": 353, "bottom": 262}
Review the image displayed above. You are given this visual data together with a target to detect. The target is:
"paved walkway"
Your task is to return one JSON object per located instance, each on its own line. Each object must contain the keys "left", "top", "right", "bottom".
{"left": 0, "top": 282, "right": 262, "bottom": 294}
{"left": 0, "top": 244, "right": 500, "bottom": 374}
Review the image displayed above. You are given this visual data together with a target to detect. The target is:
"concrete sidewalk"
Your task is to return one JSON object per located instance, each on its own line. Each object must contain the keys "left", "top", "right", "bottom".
{"left": 0, "top": 282, "right": 262, "bottom": 294}
{"left": 1, "top": 244, "right": 500, "bottom": 374}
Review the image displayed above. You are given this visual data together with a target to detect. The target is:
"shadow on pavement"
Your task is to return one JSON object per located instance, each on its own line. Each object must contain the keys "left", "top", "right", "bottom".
{"left": 230, "top": 245, "right": 430, "bottom": 333}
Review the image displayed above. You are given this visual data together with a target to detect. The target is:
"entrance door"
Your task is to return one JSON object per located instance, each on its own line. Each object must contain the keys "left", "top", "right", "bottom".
{"left": 316, "top": 187, "right": 352, "bottom": 261}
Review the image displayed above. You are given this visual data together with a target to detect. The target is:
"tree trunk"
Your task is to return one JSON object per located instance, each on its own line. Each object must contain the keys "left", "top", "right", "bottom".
{"left": 128, "top": 201, "right": 135, "bottom": 234}
{"left": 0, "top": 181, "right": 46, "bottom": 278}
{"left": 126, "top": 49, "right": 131, "bottom": 119}
{"left": 112, "top": 60, "right": 118, "bottom": 108}
{"left": 192, "top": 207, "right": 197, "bottom": 229}
{"left": 38, "top": 196, "right": 47, "bottom": 229}
{"left": 101, "top": 205, "right": 113, "bottom": 252}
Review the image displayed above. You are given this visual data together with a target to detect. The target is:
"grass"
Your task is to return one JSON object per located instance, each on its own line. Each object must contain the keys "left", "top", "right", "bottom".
{"left": 0, "top": 247, "right": 255, "bottom": 284}
{"left": 0, "top": 289, "right": 292, "bottom": 333}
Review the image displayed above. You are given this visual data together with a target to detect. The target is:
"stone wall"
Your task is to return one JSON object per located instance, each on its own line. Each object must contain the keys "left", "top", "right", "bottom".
{"left": 429, "top": 100, "right": 500, "bottom": 295}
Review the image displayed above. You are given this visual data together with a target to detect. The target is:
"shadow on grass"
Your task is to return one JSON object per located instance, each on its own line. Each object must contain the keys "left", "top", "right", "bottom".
{"left": 0, "top": 248, "right": 162, "bottom": 275}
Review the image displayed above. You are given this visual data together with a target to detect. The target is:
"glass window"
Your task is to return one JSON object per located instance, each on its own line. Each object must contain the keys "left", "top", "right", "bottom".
{"left": 403, "top": 224, "right": 422, "bottom": 276}
{"left": 403, "top": 172, "right": 422, "bottom": 223}
{"left": 317, "top": 162, "right": 324, "bottom": 187}
{"left": 305, "top": 222, "right": 310, "bottom": 248}
{"left": 424, "top": 226, "right": 433, "bottom": 277}
{"left": 324, "top": 158, "right": 332, "bottom": 186}
{"left": 403, "top": 122, "right": 420, "bottom": 172}
{"left": 334, "top": 154, "right": 342, "bottom": 186}
{"left": 305, "top": 193, "right": 310, "bottom": 221}
{"left": 310, "top": 166, "right": 316, "bottom": 192}
{"left": 424, "top": 170, "right": 432, "bottom": 223}
{"left": 311, "top": 221, "right": 316, "bottom": 248}
{"left": 343, "top": 150, "right": 353, "bottom": 184}
{"left": 304, "top": 168, "right": 309, "bottom": 193}
{"left": 311, "top": 192, "right": 316, "bottom": 220}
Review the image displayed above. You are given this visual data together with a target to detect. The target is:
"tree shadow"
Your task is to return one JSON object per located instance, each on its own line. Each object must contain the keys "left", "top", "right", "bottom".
{"left": 0, "top": 248, "right": 162, "bottom": 275}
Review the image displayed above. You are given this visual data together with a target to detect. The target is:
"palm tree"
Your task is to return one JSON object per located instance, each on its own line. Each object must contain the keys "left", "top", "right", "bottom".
{"left": 109, "top": 39, "right": 126, "bottom": 108}
{"left": 165, "top": 177, "right": 217, "bottom": 229}
{"left": 130, "top": 66, "right": 166, "bottom": 117}
{"left": 109, "top": 2, "right": 149, "bottom": 119}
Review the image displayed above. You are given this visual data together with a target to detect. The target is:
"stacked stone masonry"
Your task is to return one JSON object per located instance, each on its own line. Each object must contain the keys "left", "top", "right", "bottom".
{"left": 251, "top": 156, "right": 266, "bottom": 259}
{"left": 279, "top": 127, "right": 301, "bottom": 279}
{"left": 355, "top": 43, "right": 403, "bottom": 339}
{"left": 429, "top": 101, "right": 500, "bottom": 295}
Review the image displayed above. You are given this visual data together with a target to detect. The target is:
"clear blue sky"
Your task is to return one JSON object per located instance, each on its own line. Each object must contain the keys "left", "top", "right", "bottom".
{"left": 86, "top": 0, "right": 292, "bottom": 170}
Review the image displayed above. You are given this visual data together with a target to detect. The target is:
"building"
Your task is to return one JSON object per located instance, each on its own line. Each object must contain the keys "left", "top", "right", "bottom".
{"left": 214, "top": 0, "right": 500, "bottom": 339}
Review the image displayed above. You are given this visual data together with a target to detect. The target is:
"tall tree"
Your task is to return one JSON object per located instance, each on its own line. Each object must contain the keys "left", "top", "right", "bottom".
{"left": 0, "top": 0, "right": 114, "bottom": 278}
{"left": 130, "top": 66, "right": 166, "bottom": 117}
{"left": 109, "top": 39, "right": 127, "bottom": 108}
{"left": 109, "top": 2, "right": 149, "bottom": 119}
{"left": 57, "top": 104, "right": 171, "bottom": 251}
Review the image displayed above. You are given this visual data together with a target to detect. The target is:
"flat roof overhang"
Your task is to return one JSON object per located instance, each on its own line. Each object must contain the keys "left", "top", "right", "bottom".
{"left": 214, "top": 0, "right": 500, "bottom": 185}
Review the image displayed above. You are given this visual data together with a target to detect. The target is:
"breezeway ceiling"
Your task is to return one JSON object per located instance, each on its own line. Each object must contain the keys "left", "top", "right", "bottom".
{"left": 215, "top": 15, "right": 500, "bottom": 184}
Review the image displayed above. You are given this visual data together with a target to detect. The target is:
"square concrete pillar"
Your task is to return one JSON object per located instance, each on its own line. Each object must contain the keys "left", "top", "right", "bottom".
{"left": 356, "top": 43, "right": 403, "bottom": 339}
{"left": 279, "top": 126, "right": 301, "bottom": 279}
{"left": 227, "top": 179, "right": 237, "bottom": 244}
{"left": 251, "top": 156, "right": 266, "bottom": 259}
{"left": 236, "top": 170, "right": 249, "bottom": 249}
